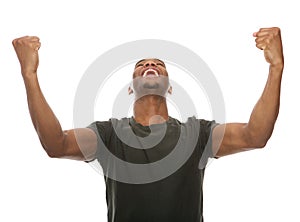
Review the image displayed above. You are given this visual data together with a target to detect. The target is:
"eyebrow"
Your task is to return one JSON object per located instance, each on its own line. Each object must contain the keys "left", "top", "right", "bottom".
{"left": 135, "top": 59, "right": 166, "bottom": 67}
{"left": 135, "top": 59, "right": 145, "bottom": 66}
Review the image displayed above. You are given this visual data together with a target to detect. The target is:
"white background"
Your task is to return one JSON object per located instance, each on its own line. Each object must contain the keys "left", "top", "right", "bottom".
{"left": 0, "top": 0, "right": 299, "bottom": 221}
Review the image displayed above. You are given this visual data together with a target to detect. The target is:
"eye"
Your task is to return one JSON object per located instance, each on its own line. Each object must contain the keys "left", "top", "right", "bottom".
{"left": 157, "top": 63, "right": 165, "bottom": 67}
{"left": 136, "top": 63, "right": 143, "bottom": 67}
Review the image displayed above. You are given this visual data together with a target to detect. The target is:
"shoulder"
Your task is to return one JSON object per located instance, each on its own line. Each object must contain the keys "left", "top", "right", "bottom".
{"left": 87, "top": 117, "right": 133, "bottom": 133}
{"left": 87, "top": 120, "right": 111, "bottom": 132}
{"left": 177, "top": 116, "right": 218, "bottom": 128}
{"left": 169, "top": 116, "right": 218, "bottom": 139}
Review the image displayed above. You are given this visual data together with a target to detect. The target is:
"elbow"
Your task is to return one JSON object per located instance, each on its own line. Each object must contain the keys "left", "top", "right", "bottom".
{"left": 39, "top": 136, "right": 66, "bottom": 158}
{"left": 45, "top": 149, "right": 62, "bottom": 158}
{"left": 245, "top": 127, "right": 271, "bottom": 149}
{"left": 40, "top": 142, "right": 64, "bottom": 158}
{"left": 255, "top": 140, "right": 268, "bottom": 149}
{"left": 249, "top": 136, "right": 269, "bottom": 149}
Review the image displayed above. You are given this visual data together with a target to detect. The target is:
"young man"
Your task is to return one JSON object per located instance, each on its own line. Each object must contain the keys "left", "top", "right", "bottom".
{"left": 13, "top": 27, "right": 284, "bottom": 222}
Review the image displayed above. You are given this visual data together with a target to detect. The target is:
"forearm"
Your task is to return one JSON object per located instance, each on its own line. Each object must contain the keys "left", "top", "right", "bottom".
{"left": 23, "top": 73, "right": 65, "bottom": 156}
{"left": 246, "top": 64, "right": 283, "bottom": 146}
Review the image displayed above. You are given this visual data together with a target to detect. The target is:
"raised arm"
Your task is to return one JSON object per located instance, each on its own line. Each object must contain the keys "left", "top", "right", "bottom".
{"left": 212, "top": 27, "right": 284, "bottom": 157}
{"left": 13, "top": 36, "right": 97, "bottom": 161}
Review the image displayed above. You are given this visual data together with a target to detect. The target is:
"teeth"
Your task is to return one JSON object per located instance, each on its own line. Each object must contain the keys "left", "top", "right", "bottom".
{"left": 143, "top": 69, "right": 159, "bottom": 77}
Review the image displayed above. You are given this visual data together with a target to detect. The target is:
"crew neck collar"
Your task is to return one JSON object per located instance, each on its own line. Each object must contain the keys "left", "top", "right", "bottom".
{"left": 129, "top": 116, "right": 174, "bottom": 127}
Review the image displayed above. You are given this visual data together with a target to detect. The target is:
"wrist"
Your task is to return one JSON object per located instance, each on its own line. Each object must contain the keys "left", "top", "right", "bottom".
{"left": 22, "top": 71, "right": 38, "bottom": 84}
{"left": 270, "top": 63, "right": 284, "bottom": 73}
{"left": 268, "top": 64, "right": 283, "bottom": 82}
{"left": 22, "top": 70, "right": 37, "bottom": 79}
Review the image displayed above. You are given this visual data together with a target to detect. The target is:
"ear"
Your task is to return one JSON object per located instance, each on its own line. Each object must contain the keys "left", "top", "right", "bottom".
{"left": 168, "top": 85, "right": 172, "bottom": 95}
{"left": 128, "top": 86, "right": 133, "bottom": 95}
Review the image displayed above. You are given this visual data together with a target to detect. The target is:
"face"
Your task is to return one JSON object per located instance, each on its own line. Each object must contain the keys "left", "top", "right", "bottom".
{"left": 133, "top": 58, "right": 168, "bottom": 79}
{"left": 131, "top": 58, "right": 170, "bottom": 98}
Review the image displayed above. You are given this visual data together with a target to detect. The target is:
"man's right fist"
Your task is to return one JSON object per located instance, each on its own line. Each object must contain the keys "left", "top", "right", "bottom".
{"left": 12, "top": 36, "right": 41, "bottom": 76}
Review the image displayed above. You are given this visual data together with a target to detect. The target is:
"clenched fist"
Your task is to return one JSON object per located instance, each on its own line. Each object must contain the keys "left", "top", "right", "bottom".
{"left": 253, "top": 27, "right": 284, "bottom": 68}
{"left": 12, "top": 36, "right": 41, "bottom": 77}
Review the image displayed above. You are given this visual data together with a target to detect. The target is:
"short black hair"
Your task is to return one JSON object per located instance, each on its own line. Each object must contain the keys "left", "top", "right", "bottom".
{"left": 135, "top": 58, "right": 166, "bottom": 67}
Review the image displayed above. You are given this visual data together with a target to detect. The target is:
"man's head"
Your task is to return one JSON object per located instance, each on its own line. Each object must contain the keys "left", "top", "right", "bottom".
{"left": 132, "top": 58, "right": 168, "bottom": 78}
{"left": 129, "top": 58, "right": 172, "bottom": 97}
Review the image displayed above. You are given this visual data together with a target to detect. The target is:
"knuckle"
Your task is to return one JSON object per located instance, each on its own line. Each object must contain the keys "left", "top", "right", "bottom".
{"left": 16, "top": 39, "right": 22, "bottom": 45}
{"left": 256, "top": 43, "right": 264, "bottom": 50}
{"left": 272, "top": 27, "right": 280, "bottom": 35}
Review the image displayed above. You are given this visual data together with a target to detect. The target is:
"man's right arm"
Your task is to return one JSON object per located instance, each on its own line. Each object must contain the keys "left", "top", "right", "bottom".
{"left": 13, "top": 36, "right": 97, "bottom": 161}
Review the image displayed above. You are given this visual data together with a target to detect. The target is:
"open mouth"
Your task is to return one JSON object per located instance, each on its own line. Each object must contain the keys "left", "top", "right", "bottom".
{"left": 142, "top": 68, "right": 159, "bottom": 77}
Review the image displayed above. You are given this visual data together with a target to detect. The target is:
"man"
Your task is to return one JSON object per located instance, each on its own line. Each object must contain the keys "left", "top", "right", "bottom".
{"left": 13, "top": 27, "right": 284, "bottom": 222}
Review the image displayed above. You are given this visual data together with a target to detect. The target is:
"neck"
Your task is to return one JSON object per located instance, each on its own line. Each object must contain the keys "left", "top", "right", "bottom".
{"left": 133, "top": 95, "right": 169, "bottom": 126}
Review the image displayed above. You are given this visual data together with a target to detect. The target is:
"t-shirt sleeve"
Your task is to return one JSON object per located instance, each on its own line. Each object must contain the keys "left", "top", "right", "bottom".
{"left": 198, "top": 119, "right": 219, "bottom": 169}
{"left": 85, "top": 120, "right": 111, "bottom": 163}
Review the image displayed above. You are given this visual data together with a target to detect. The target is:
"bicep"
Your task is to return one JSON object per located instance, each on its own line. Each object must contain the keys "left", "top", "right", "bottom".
{"left": 212, "top": 123, "right": 253, "bottom": 157}
{"left": 62, "top": 128, "right": 97, "bottom": 161}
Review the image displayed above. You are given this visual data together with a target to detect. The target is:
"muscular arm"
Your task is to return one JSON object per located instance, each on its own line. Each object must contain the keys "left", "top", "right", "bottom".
{"left": 213, "top": 27, "right": 284, "bottom": 157}
{"left": 13, "top": 36, "right": 97, "bottom": 161}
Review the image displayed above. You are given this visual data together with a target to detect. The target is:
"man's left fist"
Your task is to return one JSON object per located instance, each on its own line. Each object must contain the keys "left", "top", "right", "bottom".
{"left": 253, "top": 27, "right": 284, "bottom": 68}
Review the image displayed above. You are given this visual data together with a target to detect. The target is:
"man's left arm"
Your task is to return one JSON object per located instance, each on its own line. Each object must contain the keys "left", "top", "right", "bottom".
{"left": 213, "top": 27, "right": 284, "bottom": 157}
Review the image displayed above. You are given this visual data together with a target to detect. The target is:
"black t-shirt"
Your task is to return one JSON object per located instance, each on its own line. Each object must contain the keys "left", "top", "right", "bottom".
{"left": 88, "top": 116, "right": 217, "bottom": 222}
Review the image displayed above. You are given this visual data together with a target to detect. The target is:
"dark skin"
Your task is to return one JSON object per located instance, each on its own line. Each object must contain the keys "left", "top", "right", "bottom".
{"left": 130, "top": 58, "right": 171, "bottom": 126}
{"left": 12, "top": 27, "right": 284, "bottom": 160}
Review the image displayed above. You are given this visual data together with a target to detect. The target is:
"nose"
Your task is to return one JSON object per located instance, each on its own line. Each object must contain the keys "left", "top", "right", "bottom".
{"left": 144, "top": 60, "right": 157, "bottom": 67}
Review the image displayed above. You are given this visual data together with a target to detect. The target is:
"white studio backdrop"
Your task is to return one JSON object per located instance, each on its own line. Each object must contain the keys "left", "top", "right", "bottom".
{"left": 0, "top": 0, "right": 299, "bottom": 221}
